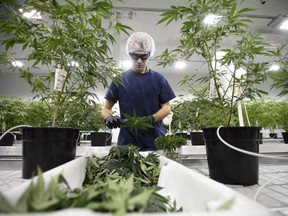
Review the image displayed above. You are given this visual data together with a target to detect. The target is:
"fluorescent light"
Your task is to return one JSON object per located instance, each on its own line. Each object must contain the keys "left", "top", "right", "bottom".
{"left": 175, "top": 61, "right": 186, "bottom": 70}
{"left": 19, "top": 8, "right": 23, "bottom": 13}
{"left": 22, "top": 9, "right": 42, "bottom": 19}
{"left": 120, "top": 60, "right": 132, "bottom": 69}
{"left": 269, "top": 64, "right": 280, "bottom": 71}
{"left": 12, "top": 61, "right": 24, "bottom": 68}
{"left": 279, "top": 20, "right": 288, "bottom": 30}
{"left": 203, "top": 14, "right": 222, "bottom": 25}
{"left": 235, "top": 67, "right": 247, "bottom": 79}
{"left": 216, "top": 51, "right": 226, "bottom": 59}
{"left": 68, "top": 60, "right": 79, "bottom": 67}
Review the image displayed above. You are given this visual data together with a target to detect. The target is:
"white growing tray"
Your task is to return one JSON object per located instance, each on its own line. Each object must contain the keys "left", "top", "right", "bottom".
{"left": 2, "top": 151, "right": 272, "bottom": 216}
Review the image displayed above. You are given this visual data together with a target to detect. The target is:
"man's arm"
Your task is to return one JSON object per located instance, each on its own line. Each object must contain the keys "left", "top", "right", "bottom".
{"left": 101, "top": 99, "right": 115, "bottom": 120}
{"left": 152, "top": 101, "right": 171, "bottom": 122}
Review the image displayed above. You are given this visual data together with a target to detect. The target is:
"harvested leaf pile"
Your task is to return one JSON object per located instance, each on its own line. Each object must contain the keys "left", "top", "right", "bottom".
{"left": 0, "top": 145, "right": 179, "bottom": 216}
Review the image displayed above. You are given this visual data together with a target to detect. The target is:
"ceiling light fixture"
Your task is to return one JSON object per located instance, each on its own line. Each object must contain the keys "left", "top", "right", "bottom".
{"left": 269, "top": 64, "right": 280, "bottom": 71}
{"left": 12, "top": 60, "right": 24, "bottom": 68}
{"left": 68, "top": 61, "right": 79, "bottom": 67}
{"left": 203, "top": 14, "right": 222, "bottom": 25}
{"left": 175, "top": 61, "right": 186, "bottom": 70}
{"left": 22, "top": 9, "right": 42, "bottom": 19}
{"left": 279, "top": 20, "right": 288, "bottom": 30}
{"left": 267, "top": 14, "right": 288, "bottom": 30}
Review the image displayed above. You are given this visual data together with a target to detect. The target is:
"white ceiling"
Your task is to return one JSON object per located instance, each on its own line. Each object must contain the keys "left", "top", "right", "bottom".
{"left": 111, "top": 0, "right": 288, "bottom": 74}
{"left": 1, "top": 0, "right": 288, "bottom": 75}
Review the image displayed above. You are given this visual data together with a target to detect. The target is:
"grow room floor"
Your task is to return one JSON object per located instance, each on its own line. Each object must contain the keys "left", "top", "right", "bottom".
{"left": 1, "top": 139, "right": 288, "bottom": 216}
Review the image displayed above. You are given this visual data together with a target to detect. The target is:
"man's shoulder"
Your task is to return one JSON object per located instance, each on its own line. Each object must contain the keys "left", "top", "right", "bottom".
{"left": 149, "top": 70, "right": 165, "bottom": 78}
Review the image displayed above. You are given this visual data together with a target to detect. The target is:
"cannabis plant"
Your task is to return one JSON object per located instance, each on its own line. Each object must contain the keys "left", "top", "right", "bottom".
{"left": 0, "top": 0, "right": 132, "bottom": 127}
{"left": 157, "top": 0, "right": 269, "bottom": 126}
{"left": 268, "top": 44, "right": 288, "bottom": 97}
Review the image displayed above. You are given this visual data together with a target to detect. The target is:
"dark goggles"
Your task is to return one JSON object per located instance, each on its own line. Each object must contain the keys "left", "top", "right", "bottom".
{"left": 129, "top": 52, "right": 150, "bottom": 60}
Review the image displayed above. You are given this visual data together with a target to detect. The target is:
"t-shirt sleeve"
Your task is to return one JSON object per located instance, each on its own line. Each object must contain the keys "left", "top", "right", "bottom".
{"left": 104, "top": 81, "right": 119, "bottom": 103}
{"left": 159, "top": 75, "right": 176, "bottom": 104}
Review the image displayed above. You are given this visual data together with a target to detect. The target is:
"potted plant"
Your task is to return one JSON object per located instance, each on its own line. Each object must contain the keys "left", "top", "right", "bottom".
{"left": 172, "top": 98, "right": 211, "bottom": 145}
{"left": 0, "top": 96, "right": 27, "bottom": 145}
{"left": 245, "top": 99, "right": 280, "bottom": 138}
{"left": 155, "top": 134, "right": 187, "bottom": 163}
{"left": 267, "top": 45, "right": 288, "bottom": 141}
{"left": 268, "top": 44, "right": 288, "bottom": 99}
{"left": 157, "top": 0, "right": 270, "bottom": 185}
{"left": 277, "top": 101, "right": 288, "bottom": 143}
{"left": 0, "top": 0, "right": 131, "bottom": 178}
{"left": 170, "top": 100, "right": 190, "bottom": 139}
{"left": 85, "top": 103, "right": 112, "bottom": 146}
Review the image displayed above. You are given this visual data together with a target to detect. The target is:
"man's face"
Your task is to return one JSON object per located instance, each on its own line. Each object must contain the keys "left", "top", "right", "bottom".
{"left": 129, "top": 52, "right": 150, "bottom": 73}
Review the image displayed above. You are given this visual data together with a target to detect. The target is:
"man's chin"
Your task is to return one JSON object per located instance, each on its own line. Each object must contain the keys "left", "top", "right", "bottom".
{"left": 132, "top": 67, "right": 145, "bottom": 73}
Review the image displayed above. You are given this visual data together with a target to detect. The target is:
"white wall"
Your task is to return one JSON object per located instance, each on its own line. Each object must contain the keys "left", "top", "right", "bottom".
{"left": 0, "top": 72, "right": 287, "bottom": 100}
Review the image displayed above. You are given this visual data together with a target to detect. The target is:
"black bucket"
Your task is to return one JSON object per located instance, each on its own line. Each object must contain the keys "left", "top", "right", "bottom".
{"left": 90, "top": 132, "right": 112, "bottom": 146}
{"left": 175, "top": 132, "right": 188, "bottom": 139}
{"left": 203, "top": 127, "right": 260, "bottom": 186}
{"left": 190, "top": 132, "right": 205, "bottom": 145}
{"left": 282, "top": 132, "right": 288, "bottom": 144}
{"left": 22, "top": 127, "right": 79, "bottom": 179}
{"left": 269, "top": 133, "right": 277, "bottom": 139}
{"left": 0, "top": 133, "right": 14, "bottom": 146}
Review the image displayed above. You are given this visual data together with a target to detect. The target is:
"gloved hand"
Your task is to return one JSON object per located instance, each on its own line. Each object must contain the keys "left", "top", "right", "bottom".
{"left": 141, "top": 115, "right": 156, "bottom": 125}
{"left": 105, "top": 115, "right": 123, "bottom": 129}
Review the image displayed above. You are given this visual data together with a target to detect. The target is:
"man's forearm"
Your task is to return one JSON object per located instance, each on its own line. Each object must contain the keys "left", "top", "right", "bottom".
{"left": 153, "top": 102, "right": 171, "bottom": 122}
{"left": 101, "top": 108, "right": 112, "bottom": 120}
{"left": 101, "top": 100, "right": 115, "bottom": 120}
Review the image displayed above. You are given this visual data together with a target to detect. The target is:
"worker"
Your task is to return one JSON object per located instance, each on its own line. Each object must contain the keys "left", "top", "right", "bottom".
{"left": 101, "top": 32, "right": 175, "bottom": 150}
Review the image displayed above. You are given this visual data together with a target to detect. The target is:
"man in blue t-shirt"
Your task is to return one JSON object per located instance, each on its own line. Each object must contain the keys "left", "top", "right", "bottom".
{"left": 101, "top": 32, "right": 175, "bottom": 150}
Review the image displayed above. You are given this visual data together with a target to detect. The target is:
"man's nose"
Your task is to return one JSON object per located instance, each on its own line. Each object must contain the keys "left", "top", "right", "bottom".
{"left": 136, "top": 58, "right": 143, "bottom": 63}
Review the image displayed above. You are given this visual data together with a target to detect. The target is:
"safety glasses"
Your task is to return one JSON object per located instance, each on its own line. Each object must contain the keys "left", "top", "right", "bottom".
{"left": 129, "top": 52, "right": 150, "bottom": 60}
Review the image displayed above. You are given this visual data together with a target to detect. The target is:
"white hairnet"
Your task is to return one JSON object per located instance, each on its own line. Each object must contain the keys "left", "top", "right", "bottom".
{"left": 126, "top": 32, "right": 155, "bottom": 57}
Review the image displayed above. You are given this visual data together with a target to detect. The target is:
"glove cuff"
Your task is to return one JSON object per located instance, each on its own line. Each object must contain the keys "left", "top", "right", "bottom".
{"left": 150, "top": 115, "right": 156, "bottom": 124}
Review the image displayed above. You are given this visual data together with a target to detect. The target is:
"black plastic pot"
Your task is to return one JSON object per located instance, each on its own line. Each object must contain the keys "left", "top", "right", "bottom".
{"left": 259, "top": 132, "right": 263, "bottom": 144}
{"left": 203, "top": 127, "right": 260, "bottom": 186}
{"left": 12, "top": 132, "right": 22, "bottom": 140}
{"left": 269, "top": 133, "right": 277, "bottom": 139}
{"left": 0, "top": 133, "right": 14, "bottom": 146}
{"left": 175, "top": 132, "right": 188, "bottom": 139}
{"left": 282, "top": 132, "right": 288, "bottom": 144}
{"left": 190, "top": 132, "right": 205, "bottom": 145}
{"left": 22, "top": 127, "right": 79, "bottom": 179}
{"left": 90, "top": 132, "right": 112, "bottom": 146}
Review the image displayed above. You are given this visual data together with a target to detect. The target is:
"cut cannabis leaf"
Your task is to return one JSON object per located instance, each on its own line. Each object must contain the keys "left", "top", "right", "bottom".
{"left": 0, "top": 145, "right": 179, "bottom": 216}
{"left": 123, "top": 111, "right": 154, "bottom": 134}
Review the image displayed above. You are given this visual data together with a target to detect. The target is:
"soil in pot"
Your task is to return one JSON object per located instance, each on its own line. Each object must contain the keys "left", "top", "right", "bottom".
{"left": 203, "top": 127, "right": 260, "bottom": 186}
{"left": 90, "top": 132, "right": 112, "bottom": 146}
{"left": 259, "top": 132, "right": 263, "bottom": 144}
{"left": 175, "top": 132, "right": 188, "bottom": 139}
{"left": 22, "top": 127, "right": 79, "bottom": 179}
{"left": 269, "top": 133, "right": 278, "bottom": 139}
{"left": 282, "top": 132, "right": 288, "bottom": 144}
{"left": 0, "top": 133, "right": 14, "bottom": 146}
{"left": 190, "top": 132, "right": 205, "bottom": 145}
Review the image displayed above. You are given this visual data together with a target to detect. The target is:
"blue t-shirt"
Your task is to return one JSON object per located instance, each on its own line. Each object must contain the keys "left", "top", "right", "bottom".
{"left": 104, "top": 69, "right": 176, "bottom": 150}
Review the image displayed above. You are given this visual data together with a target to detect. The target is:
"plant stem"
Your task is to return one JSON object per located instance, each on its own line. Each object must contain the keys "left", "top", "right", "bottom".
{"left": 204, "top": 41, "right": 229, "bottom": 126}
{"left": 52, "top": 91, "right": 62, "bottom": 127}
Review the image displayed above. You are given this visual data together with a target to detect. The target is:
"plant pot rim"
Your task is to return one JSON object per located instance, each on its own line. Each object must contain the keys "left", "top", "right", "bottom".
{"left": 21, "top": 127, "right": 80, "bottom": 131}
{"left": 203, "top": 126, "right": 262, "bottom": 130}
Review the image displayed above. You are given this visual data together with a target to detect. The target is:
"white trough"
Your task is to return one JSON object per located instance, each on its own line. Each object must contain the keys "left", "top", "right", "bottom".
{"left": 1, "top": 151, "right": 272, "bottom": 216}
